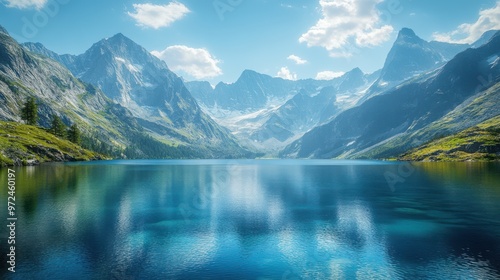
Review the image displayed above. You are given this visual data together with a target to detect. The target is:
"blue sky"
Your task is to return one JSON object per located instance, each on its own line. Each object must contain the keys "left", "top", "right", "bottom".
{"left": 1, "top": 0, "right": 499, "bottom": 84}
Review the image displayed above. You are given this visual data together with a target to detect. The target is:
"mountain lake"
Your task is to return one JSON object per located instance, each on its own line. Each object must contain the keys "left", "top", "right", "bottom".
{"left": 1, "top": 160, "right": 499, "bottom": 279}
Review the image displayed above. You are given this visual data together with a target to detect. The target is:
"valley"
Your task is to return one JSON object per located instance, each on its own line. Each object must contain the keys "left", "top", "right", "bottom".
{"left": 0, "top": 25, "right": 499, "bottom": 163}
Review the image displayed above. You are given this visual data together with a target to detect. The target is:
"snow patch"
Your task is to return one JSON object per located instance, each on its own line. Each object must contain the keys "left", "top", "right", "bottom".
{"left": 487, "top": 54, "right": 499, "bottom": 66}
{"left": 115, "top": 57, "right": 126, "bottom": 63}
{"left": 115, "top": 57, "right": 142, "bottom": 73}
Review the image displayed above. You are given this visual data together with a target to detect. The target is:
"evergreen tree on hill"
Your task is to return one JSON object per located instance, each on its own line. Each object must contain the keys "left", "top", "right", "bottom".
{"left": 67, "top": 123, "right": 81, "bottom": 145}
{"left": 21, "top": 97, "right": 38, "bottom": 126}
{"left": 50, "top": 115, "right": 66, "bottom": 138}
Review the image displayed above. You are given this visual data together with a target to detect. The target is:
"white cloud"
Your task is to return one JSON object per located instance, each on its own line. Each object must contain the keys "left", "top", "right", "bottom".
{"left": 276, "top": 67, "right": 298, "bottom": 80}
{"left": 316, "top": 71, "right": 345, "bottom": 80}
{"left": 3, "top": 0, "right": 47, "bottom": 9}
{"left": 287, "top": 55, "right": 308, "bottom": 65}
{"left": 152, "top": 45, "right": 222, "bottom": 79}
{"left": 299, "top": 0, "right": 393, "bottom": 57}
{"left": 432, "top": 1, "right": 500, "bottom": 44}
{"left": 128, "top": 2, "right": 190, "bottom": 29}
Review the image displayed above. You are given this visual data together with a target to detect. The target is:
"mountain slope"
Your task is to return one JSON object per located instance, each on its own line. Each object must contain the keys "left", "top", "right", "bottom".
{"left": 189, "top": 68, "right": 378, "bottom": 153}
{"left": 249, "top": 86, "right": 337, "bottom": 143}
{"left": 380, "top": 28, "right": 445, "bottom": 82}
{"left": 185, "top": 80, "right": 214, "bottom": 104}
{"left": 22, "top": 42, "right": 78, "bottom": 72}
{"left": 281, "top": 31, "right": 500, "bottom": 159}
{"left": 398, "top": 115, "right": 500, "bottom": 161}
{"left": 1, "top": 27, "right": 109, "bottom": 129}
{"left": 0, "top": 121, "right": 103, "bottom": 166}
{"left": 196, "top": 70, "right": 298, "bottom": 111}
{"left": 0, "top": 26, "right": 212, "bottom": 159}
{"left": 24, "top": 33, "right": 249, "bottom": 157}
{"left": 364, "top": 28, "right": 469, "bottom": 102}
{"left": 357, "top": 80, "right": 500, "bottom": 159}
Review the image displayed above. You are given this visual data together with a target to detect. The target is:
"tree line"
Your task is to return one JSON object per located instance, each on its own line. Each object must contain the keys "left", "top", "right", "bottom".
{"left": 21, "top": 96, "right": 81, "bottom": 145}
{"left": 19, "top": 97, "right": 200, "bottom": 159}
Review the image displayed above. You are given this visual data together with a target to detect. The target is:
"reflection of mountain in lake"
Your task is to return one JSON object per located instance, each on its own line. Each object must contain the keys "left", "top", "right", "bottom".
{"left": 3, "top": 161, "right": 499, "bottom": 279}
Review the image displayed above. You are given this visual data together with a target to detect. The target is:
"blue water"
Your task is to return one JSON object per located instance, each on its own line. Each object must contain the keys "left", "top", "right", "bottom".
{"left": 1, "top": 160, "right": 499, "bottom": 279}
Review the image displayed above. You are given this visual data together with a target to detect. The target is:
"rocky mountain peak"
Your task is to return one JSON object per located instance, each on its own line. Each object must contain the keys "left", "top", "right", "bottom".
{"left": 0, "top": 25, "right": 9, "bottom": 35}
{"left": 395, "top": 28, "right": 424, "bottom": 45}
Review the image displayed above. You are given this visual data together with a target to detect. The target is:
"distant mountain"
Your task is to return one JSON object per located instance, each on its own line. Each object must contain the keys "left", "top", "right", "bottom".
{"left": 22, "top": 42, "right": 78, "bottom": 72}
{"left": 380, "top": 28, "right": 444, "bottom": 82}
{"left": 249, "top": 86, "right": 337, "bottom": 143}
{"left": 337, "top": 67, "right": 366, "bottom": 92}
{"left": 471, "top": 30, "right": 499, "bottom": 48}
{"left": 188, "top": 68, "right": 377, "bottom": 153}
{"left": 24, "top": 33, "right": 249, "bottom": 157}
{"left": 249, "top": 68, "right": 377, "bottom": 145}
{"left": 206, "top": 70, "right": 299, "bottom": 111}
{"left": 184, "top": 80, "right": 214, "bottom": 105}
{"left": 281, "top": 31, "right": 500, "bottom": 158}
{"left": 365, "top": 28, "right": 470, "bottom": 99}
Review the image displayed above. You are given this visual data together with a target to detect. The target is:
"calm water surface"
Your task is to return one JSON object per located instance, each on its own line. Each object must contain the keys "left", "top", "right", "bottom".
{"left": 1, "top": 160, "right": 499, "bottom": 279}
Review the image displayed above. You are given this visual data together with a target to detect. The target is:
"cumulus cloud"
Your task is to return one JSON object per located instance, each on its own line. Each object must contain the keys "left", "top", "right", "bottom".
{"left": 276, "top": 67, "right": 298, "bottom": 80}
{"left": 3, "top": 0, "right": 47, "bottom": 9}
{"left": 287, "top": 55, "right": 308, "bottom": 65}
{"left": 432, "top": 1, "right": 500, "bottom": 44}
{"left": 152, "top": 45, "right": 222, "bottom": 79}
{"left": 315, "top": 71, "right": 345, "bottom": 80}
{"left": 128, "top": 2, "right": 190, "bottom": 29}
{"left": 299, "top": 0, "right": 393, "bottom": 57}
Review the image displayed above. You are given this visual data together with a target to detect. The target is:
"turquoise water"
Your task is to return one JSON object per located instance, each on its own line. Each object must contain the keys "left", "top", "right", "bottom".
{"left": 1, "top": 160, "right": 499, "bottom": 279}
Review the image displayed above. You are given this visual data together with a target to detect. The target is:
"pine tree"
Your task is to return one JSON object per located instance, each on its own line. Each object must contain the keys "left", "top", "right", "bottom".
{"left": 50, "top": 115, "right": 66, "bottom": 138}
{"left": 21, "top": 97, "right": 38, "bottom": 126}
{"left": 67, "top": 123, "right": 81, "bottom": 145}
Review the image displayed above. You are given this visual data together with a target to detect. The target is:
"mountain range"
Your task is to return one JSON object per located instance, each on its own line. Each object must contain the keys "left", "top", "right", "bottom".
{"left": 1, "top": 25, "right": 499, "bottom": 162}
{"left": 187, "top": 28, "right": 498, "bottom": 157}
{"left": 186, "top": 67, "right": 379, "bottom": 153}
{"left": 2, "top": 27, "right": 249, "bottom": 159}
{"left": 281, "top": 30, "right": 500, "bottom": 158}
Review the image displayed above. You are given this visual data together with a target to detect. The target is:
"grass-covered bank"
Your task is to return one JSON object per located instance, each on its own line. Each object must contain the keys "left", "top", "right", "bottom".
{"left": 399, "top": 115, "right": 500, "bottom": 162}
{"left": 0, "top": 121, "right": 105, "bottom": 166}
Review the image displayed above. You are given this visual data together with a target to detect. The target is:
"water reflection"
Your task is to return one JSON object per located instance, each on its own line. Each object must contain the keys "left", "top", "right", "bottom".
{"left": 0, "top": 160, "right": 499, "bottom": 279}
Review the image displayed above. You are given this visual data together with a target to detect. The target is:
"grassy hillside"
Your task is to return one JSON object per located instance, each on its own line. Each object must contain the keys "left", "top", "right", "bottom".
{"left": 0, "top": 121, "right": 105, "bottom": 166}
{"left": 399, "top": 115, "right": 500, "bottom": 161}
{"left": 356, "top": 81, "right": 500, "bottom": 159}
